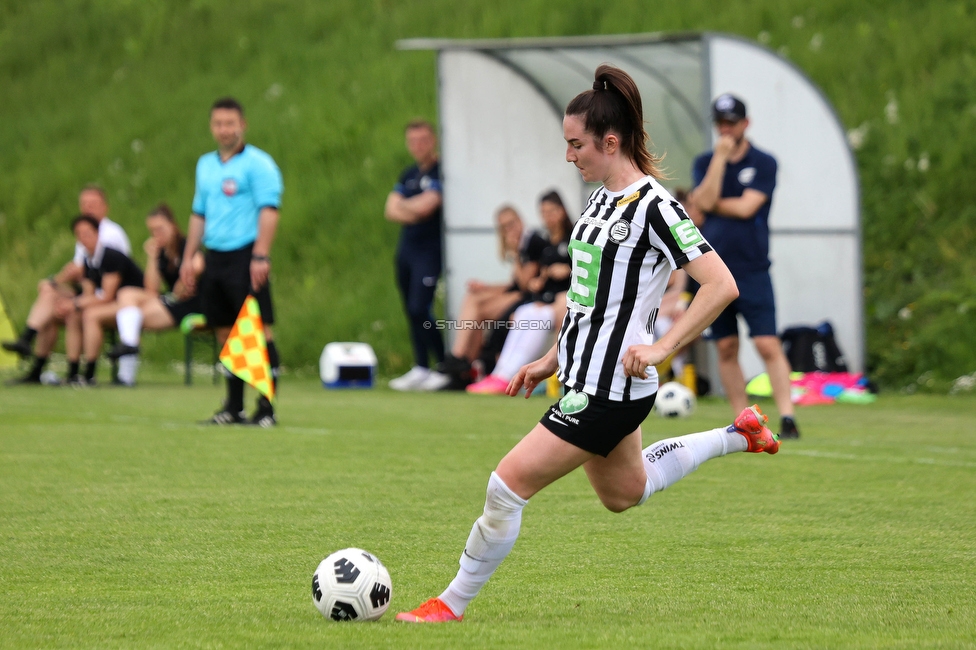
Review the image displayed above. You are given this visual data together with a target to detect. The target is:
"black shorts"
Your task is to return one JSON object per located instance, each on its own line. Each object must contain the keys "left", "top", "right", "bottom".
{"left": 201, "top": 244, "right": 275, "bottom": 328}
{"left": 162, "top": 294, "right": 204, "bottom": 327}
{"left": 539, "top": 388, "right": 657, "bottom": 457}
{"left": 706, "top": 270, "right": 777, "bottom": 340}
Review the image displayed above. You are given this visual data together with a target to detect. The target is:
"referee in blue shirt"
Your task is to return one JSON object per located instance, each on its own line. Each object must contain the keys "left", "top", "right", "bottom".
{"left": 181, "top": 97, "right": 283, "bottom": 426}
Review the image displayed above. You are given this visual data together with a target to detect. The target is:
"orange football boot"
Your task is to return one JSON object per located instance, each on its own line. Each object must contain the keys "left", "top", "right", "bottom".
{"left": 732, "top": 405, "right": 780, "bottom": 454}
{"left": 395, "top": 598, "right": 463, "bottom": 623}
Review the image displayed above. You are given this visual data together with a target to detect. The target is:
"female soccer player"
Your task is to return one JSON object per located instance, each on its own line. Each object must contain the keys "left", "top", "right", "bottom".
{"left": 395, "top": 64, "right": 780, "bottom": 623}
{"left": 106, "top": 203, "right": 204, "bottom": 385}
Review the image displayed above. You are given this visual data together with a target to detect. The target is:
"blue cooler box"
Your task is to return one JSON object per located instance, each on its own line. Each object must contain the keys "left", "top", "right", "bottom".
{"left": 320, "top": 342, "right": 377, "bottom": 389}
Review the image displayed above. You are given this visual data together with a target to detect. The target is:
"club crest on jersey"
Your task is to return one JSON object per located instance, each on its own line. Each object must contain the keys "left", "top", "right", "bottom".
{"left": 616, "top": 190, "right": 641, "bottom": 207}
{"left": 222, "top": 178, "right": 238, "bottom": 197}
{"left": 607, "top": 220, "right": 631, "bottom": 244}
{"left": 420, "top": 175, "right": 433, "bottom": 191}
{"left": 559, "top": 390, "right": 589, "bottom": 415}
{"left": 737, "top": 167, "right": 757, "bottom": 186}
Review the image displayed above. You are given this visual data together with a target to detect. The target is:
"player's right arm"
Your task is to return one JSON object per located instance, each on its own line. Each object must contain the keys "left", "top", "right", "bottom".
{"left": 384, "top": 189, "right": 441, "bottom": 225}
{"left": 690, "top": 135, "right": 736, "bottom": 213}
{"left": 142, "top": 238, "right": 162, "bottom": 296}
{"left": 51, "top": 260, "right": 83, "bottom": 286}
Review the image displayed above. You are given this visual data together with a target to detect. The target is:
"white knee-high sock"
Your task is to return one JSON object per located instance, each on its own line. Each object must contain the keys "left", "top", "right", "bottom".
{"left": 439, "top": 472, "right": 527, "bottom": 617}
{"left": 116, "top": 306, "right": 144, "bottom": 346}
{"left": 641, "top": 426, "right": 748, "bottom": 496}
{"left": 492, "top": 303, "right": 553, "bottom": 380}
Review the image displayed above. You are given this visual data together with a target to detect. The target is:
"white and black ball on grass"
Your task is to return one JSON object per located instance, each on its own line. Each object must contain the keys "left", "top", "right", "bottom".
{"left": 655, "top": 381, "right": 696, "bottom": 418}
{"left": 312, "top": 548, "right": 392, "bottom": 621}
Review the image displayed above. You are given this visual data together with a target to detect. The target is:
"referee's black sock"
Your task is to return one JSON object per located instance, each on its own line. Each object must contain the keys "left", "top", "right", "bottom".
{"left": 226, "top": 375, "right": 245, "bottom": 414}
{"left": 83, "top": 361, "right": 97, "bottom": 382}
{"left": 67, "top": 360, "right": 80, "bottom": 379}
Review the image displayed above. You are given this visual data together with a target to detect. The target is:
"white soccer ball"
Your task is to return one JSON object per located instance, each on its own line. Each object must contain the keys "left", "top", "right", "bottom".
{"left": 312, "top": 548, "right": 392, "bottom": 622}
{"left": 655, "top": 381, "right": 696, "bottom": 418}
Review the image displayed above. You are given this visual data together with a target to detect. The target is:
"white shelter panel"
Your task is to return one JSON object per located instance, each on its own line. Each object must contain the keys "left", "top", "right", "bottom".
{"left": 438, "top": 49, "right": 583, "bottom": 318}
{"left": 770, "top": 233, "right": 863, "bottom": 373}
{"left": 708, "top": 35, "right": 858, "bottom": 232}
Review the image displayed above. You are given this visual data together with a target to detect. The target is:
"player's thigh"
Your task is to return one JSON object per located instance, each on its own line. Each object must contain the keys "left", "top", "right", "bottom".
{"left": 116, "top": 286, "right": 147, "bottom": 308}
{"left": 495, "top": 423, "right": 594, "bottom": 500}
{"left": 83, "top": 302, "right": 120, "bottom": 327}
{"left": 583, "top": 429, "right": 648, "bottom": 511}
{"left": 141, "top": 298, "right": 177, "bottom": 331}
{"left": 481, "top": 290, "right": 523, "bottom": 321}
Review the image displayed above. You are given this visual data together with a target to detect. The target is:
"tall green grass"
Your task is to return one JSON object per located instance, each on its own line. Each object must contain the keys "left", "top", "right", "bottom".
{"left": 1, "top": 0, "right": 975, "bottom": 387}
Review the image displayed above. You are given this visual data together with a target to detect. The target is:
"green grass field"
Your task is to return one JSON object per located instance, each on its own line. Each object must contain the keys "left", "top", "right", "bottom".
{"left": 1, "top": 379, "right": 974, "bottom": 648}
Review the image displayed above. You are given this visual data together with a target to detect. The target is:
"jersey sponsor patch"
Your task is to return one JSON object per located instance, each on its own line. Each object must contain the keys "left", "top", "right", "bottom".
{"left": 559, "top": 390, "right": 589, "bottom": 415}
{"left": 616, "top": 190, "right": 641, "bottom": 207}
{"left": 567, "top": 240, "right": 602, "bottom": 308}
{"left": 607, "top": 220, "right": 631, "bottom": 244}
{"left": 669, "top": 220, "right": 704, "bottom": 251}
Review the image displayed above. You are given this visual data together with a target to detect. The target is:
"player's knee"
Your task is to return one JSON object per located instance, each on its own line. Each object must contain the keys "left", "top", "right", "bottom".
{"left": 716, "top": 338, "right": 739, "bottom": 362}
{"left": 599, "top": 492, "right": 640, "bottom": 514}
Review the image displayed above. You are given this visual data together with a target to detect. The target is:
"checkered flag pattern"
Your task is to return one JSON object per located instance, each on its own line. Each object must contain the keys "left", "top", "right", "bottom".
{"left": 219, "top": 296, "right": 275, "bottom": 402}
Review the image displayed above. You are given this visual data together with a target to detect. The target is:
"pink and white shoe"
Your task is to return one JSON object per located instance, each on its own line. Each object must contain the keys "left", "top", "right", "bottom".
{"left": 465, "top": 374, "right": 509, "bottom": 394}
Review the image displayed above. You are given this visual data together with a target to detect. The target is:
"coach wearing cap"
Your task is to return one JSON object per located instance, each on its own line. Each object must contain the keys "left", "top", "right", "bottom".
{"left": 690, "top": 94, "right": 800, "bottom": 440}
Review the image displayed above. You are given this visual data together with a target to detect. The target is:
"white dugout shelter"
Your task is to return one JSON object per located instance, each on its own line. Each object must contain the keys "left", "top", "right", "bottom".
{"left": 398, "top": 32, "right": 863, "bottom": 383}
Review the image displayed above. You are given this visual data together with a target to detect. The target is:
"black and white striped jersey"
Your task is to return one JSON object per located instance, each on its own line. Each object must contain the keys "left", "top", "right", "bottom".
{"left": 556, "top": 176, "right": 713, "bottom": 401}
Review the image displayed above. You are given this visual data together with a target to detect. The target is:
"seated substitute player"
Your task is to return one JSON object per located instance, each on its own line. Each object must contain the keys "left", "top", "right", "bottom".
{"left": 59, "top": 215, "right": 144, "bottom": 385}
{"left": 439, "top": 205, "right": 545, "bottom": 381}
{"left": 106, "top": 203, "right": 206, "bottom": 386}
{"left": 466, "top": 190, "right": 574, "bottom": 394}
{"left": 396, "top": 65, "right": 780, "bottom": 623}
{"left": 3, "top": 185, "right": 130, "bottom": 384}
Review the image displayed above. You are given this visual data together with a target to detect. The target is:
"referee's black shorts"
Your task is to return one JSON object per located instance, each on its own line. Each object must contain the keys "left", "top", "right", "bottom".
{"left": 201, "top": 244, "right": 275, "bottom": 328}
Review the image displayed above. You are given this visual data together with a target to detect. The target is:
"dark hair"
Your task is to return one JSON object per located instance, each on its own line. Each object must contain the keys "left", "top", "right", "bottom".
{"left": 146, "top": 202, "right": 185, "bottom": 240}
{"left": 80, "top": 183, "right": 108, "bottom": 203}
{"left": 673, "top": 188, "right": 689, "bottom": 202}
{"left": 211, "top": 96, "right": 245, "bottom": 116}
{"left": 565, "top": 64, "right": 664, "bottom": 179}
{"left": 405, "top": 119, "right": 435, "bottom": 134}
{"left": 539, "top": 189, "right": 574, "bottom": 240}
{"left": 71, "top": 214, "right": 100, "bottom": 232}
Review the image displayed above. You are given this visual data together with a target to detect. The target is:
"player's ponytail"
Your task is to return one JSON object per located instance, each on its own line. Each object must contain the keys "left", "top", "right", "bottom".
{"left": 566, "top": 64, "right": 664, "bottom": 179}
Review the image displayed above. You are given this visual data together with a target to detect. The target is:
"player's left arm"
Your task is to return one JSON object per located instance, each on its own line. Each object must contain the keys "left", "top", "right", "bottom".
{"left": 623, "top": 252, "right": 738, "bottom": 379}
{"left": 74, "top": 273, "right": 120, "bottom": 311}
{"left": 250, "top": 155, "right": 283, "bottom": 292}
{"left": 251, "top": 206, "right": 279, "bottom": 292}
{"left": 385, "top": 190, "right": 441, "bottom": 225}
{"left": 713, "top": 188, "right": 768, "bottom": 219}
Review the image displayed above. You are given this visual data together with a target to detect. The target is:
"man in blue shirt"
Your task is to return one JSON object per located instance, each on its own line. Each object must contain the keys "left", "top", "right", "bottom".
{"left": 384, "top": 120, "right": 449, "bottom": 391}
{"left": 691, "top": 94, "right": 800, "bottom": 439}
{"left": 180, "top": 97, "right": 283, "bottom": 426}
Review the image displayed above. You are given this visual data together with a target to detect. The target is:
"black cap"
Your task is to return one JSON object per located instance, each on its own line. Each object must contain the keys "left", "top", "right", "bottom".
{"left": 712, "top": 94, "right": 747, "bottom": 122}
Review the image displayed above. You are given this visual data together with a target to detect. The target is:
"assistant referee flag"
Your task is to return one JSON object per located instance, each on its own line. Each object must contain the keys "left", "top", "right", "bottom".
{"left": 219, "top": 296, "right": 275, "bottom": 402}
